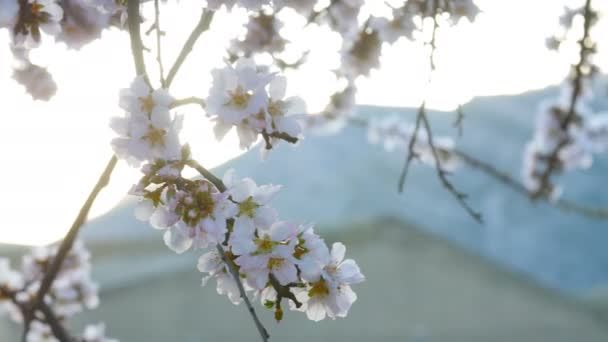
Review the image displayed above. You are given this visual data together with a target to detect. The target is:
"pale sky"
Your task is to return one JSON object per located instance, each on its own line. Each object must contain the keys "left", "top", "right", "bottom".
{"left": 1, "top": 0, "right": 606, "bottom": 246}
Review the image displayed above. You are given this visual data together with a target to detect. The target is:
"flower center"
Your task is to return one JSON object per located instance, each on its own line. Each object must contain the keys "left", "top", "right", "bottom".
{"left": 267, "top": 257, "right": 284, "bottom": 270}
{"left": 238, "top": 196, "right": 260, "bottom": 218}
{"left": 267, "top": 100, "right": 284, "bottom": 118}
{"left": 31, "top": 3, "right": 44, "bottom": 15}
{"left": 227, "top": 88, "right": 251, "bottom": 109}
{"left": 308, "top": 279, "right": 329, "bottom": 299}
{"left": 139, "top": 95, "right": 156, "bottom": 113}
{"left": 255, "top": 237, "right": 276, "bottom": 254}
{"left": 144, "top": 126, "right": 166, "bottom": 147}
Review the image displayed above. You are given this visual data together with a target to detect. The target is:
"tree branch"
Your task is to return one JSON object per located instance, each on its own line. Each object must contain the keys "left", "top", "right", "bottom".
{"left": 153, "top": 0, "right": 166, "bottom": 87}
{"left": 216, "top": 245, "right": 270, "bottom": 342}
{"left": 170, "top": 96, "right": 206, "bottom": 109}
{"left": 165, "top": 10, "right": 215, "bottom": 88}
{"left": 32, "top": 156, "right": 117, "bottom": 316}
{"left": 127, "top": 0, "right": 149, "bottom": 79}
{"left": 533, "top": 0, "right": 594, "bottom": 198}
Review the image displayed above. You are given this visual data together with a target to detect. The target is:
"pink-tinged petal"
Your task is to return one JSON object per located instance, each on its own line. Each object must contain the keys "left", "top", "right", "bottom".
{"left": 270, "top": 221, "right": 297, "bottom": 241}
{"left": 213, "top": 120, "right": 232, "bottom": 141}
{"left": 231, "top": 178, "right": 256, "bottom": 202}
{"left": 237, "top": 125, "right": 258, "bottom": 150}
{"left": 163, "top": 227, "right": 192, "bottom": 254}
{"left": 150, "top": 206, "right": 179, "bottom": 229}
{"left": 153, "top": 88, "right": 173, "bottom": 107}
{"left": 269, "top": 76, "right": 287, "bottom": 100}
{"left": 253, "top": 206, "right": 277, "bottom": 229}
{"left": 131, "top": 76, "right": 150, "bottom": 98}
{"left": 335, "top": 285, "right": 357, "bottom": 317}
{"left": 109, "top": 116, "right": 128, "bottom": 136}
{"left": 197, "top": 251, "right": 222, "bottom": 273}
{"left": 276, "top": 117, "right": 301, "bottom": 137}
{"left": 134, "top": 199, "right": 154, "bottom": 222}
{"left": 337, "top": 259, "right": 364, "bottom": 284}
{"left": 150, "top": 106, "right": 171, "bottom": 127}
{"left": 330, "top": 242, "right": 346, "bottom": 265}
{"left": 285, "top": 96, "right": 307, "bottom": 116}
{"left": 272, "top": 262, "right": 298, "bottom": 285}
{"left": 298, "top": 257, "right": 322, "bottom": 282}
{"left": 252, "top": 184, "right": 281, "bottom": 204}
{"left": 306, "top": 298, "right": 327, "bottom": 322}
{"left": 222, "top": 169, "right": 238, "bottom": 188}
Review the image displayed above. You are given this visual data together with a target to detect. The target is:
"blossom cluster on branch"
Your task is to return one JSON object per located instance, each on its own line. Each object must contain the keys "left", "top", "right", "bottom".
{"left": 110, "top": 59, "right": 364, "bottom": 322}
{"left": 0, "top": 242, "right": 116, "bottom": 342}
{"left": 523, "top": 1, "right": 608, "bottom": 199}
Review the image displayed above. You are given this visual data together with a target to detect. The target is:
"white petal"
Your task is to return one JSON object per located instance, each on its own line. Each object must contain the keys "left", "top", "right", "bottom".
{"left": 330, "top": 242, "right": 346, "bottom": 264}
{"left": 163, "top": 226, "right": 192, "bottom": 254}
{"left": 269, "top": 76, "right": 287, "bottom": 100}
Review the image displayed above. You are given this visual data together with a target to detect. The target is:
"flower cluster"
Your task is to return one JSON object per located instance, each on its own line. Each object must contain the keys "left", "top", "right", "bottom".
{"left": 0, "top": 0, "right": 125, "bottom": 99}
{"left": 368, "top": 115, "right": 460, "bottom": 171}
{"left": 206, "top": 58, "right": 304, "bottom": 150}
{"left": 131, "top": 160, "right": 365, "bottom": 321}
{"left": 523, "top": 85, "right": 608, "bottom": 197}
{"left": 523, "top": 4, "right": 604, "bottom": 198}
{"left": 111, "top": 76, "right": 183, "bottom": 167}
{"left": 110, "top": 69, "right": 363, "bottom": 322}
{"left": 0, "top": 242, "right": 117, "bottom": 342}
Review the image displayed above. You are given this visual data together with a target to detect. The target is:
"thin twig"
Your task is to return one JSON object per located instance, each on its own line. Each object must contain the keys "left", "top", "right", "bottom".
{"left": 420, "top": 114, "right": 483, "bottom": 223}
{"left": 216, "top": 245, "right": 270, "bottom": 342}
{"left": 39, "top": 302, "right": 74, "bottom": 342}
{"left": 170, "top": 96, "right": 206, "bottom": 109}
{"left": 397, "top": 102, "right": 423, "bottom": 192}
{"left": 165, "top": 10, "right": 215, "bottom": 88}
{"left": 33, "top": 156, "right": 117, "bottom": 315}
{"left": 452, "top": 149, "right": 608, "bottom": 219}
{"left": 127, "top": 0, "right": 148, "bottom": 79}
{"left": 533, "top": 0, "right": 594, "bottom": 198}
{"left": 153, "top": 0, "right": 166, "bottom": 87}
{"left": 185, "top": 160, "right": 269, "bottom": 341}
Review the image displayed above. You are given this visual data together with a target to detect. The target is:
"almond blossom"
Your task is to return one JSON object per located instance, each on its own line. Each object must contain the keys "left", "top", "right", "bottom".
{"left": 223, "top": 169, "right": 280, "bottom": 253}
{"left": 163, "top": 181, "right": 238, "bottom": 253}
{"left": 13, "top": 0, "right": 64, "bottom": 47}
{"left": 235, "top": 221, "right": 299, "bottom": 289}
{"left": 295, "top": 242, "right": 364, "bottom": 321}
{"left": 111, "top": 76, "right": 183, "bottom": 166}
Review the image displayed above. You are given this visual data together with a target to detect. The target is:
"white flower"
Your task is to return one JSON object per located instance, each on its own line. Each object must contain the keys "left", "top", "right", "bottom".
{"left": 340, "top": 28, "right": 382, "bottom": 79}
{"left": 327, "top": 0, "right": 363, "bottom": 35}
{"left": 295, "top": 242, "right": 364, "bottom": 321}
{"left": 82, "top": 323, "right": 118, "bottom": 342}
{"left": 14, "top": 0, "right": 64, "bottom": 47}
{"left": 197, "top": 250, "right": 243, "bottom": 305}
{"left": 369, "top": 11, "right": 416, "bottom": 44}
{"left": 447, "top": 0, "right": 480, "bottom": 23}
{"left": 163, "top": 182, "right": 238, "bottom": 253}
{"left": 223, "top": 169, "right": 280, "bottom": 255}
{"left": 111, "top": 76, "right": 182, "bottom": 166}
{"left": 293, "top": 224, "right": 330, "bottom": 282}
{"left": 206, "top": 0, "right": 269, "bottom": 11}
{"left": 54, "top": 0, "right": 111, "bottom": 50}
{"left": 27, "top": 321, "right": 58, "bottom": 342}
{"left": 234, "top": 221, "right": 299, "bottom": 289}
{"left": 0, "top": 258, "right": 24, "bottom": 290}
{"left": 207, "top": 59, "right": 272, "bottom": 149}
{"left": 264, "top": 76, "right": 305, "bottom": 138}
{"left": 233, "top": 13, "right": 286, "bottom": 55}
{"left": 273, "top": 0, "right": 316, "bottom": 15}
{"left": 368, "top": 115, "right": 460, "bottom": 171}
{"left": 12, "top": 62, "right": 57, "bottom": 101}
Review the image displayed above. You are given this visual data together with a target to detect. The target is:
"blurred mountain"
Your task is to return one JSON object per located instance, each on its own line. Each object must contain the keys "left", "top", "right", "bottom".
{"left": 82, "top": 84, "right": 608, "bottom": 295}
